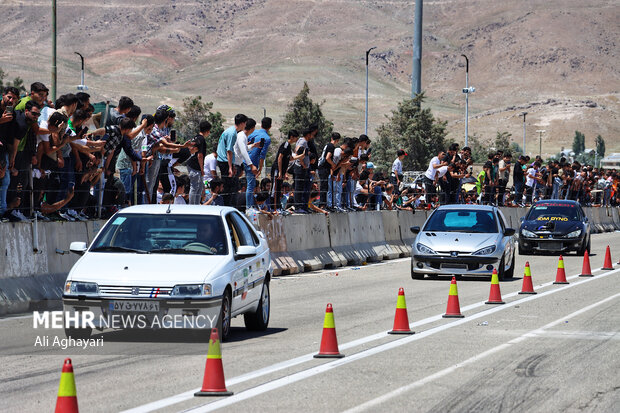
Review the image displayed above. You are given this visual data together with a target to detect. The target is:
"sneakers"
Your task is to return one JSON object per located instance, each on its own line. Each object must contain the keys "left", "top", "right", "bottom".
{"left": 32, "top": 211, "right": 51, "bottom": 222}
{"left": 57, "top": 211, "right": 75, "bottom": 221}
{"left": 9, "top": 210, "right": 29, "bottom": 222}
{"left": 67, "top": 209, "right": 87, "bottom": 221}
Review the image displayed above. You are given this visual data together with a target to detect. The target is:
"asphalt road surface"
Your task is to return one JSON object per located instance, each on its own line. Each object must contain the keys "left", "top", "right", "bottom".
{"left": 1, "top": 232, "right": 619, "bottom": 412}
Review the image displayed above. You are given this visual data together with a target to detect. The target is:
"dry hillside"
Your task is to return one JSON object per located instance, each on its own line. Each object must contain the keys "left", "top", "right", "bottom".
{"left": 1, "top": 0, "right": 618, "bottom": 157}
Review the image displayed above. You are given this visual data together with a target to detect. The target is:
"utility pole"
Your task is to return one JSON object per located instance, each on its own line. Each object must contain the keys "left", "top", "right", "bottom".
{"left": 461, "top": 55, "right": 474, "bottom": 147}
{"left": 75, "top": 52, "right": 88, "bottom": 91}
{"left": 51, "top": 0, "right": 57, "bottom": 103}
{"left": 521, "top": 112, "right": 528, "bottom": 155}
{"left": 365, "top": 46, "right": 376, "bottom": 136}
{"left": 412, "top": 0, "right": 423, "bottom": 97}
{"left": 536, "top": 129, "right": 545, "bottom": 157}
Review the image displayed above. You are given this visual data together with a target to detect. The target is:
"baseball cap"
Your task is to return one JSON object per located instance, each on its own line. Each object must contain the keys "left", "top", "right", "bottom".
{"left": 366, "top": 162, "right": 375, "bottom": 169}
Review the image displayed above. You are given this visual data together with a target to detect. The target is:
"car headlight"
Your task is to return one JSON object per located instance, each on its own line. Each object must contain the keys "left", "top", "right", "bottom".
{"left": 472, "top": 245, "right": 497, "bottom": 255}
{"left": 521, "top": 229, "right": 536, "bottom": 238}
{"left": 565, "top": 229, "right": 582, "bottom": 238}
{"left": 416, "top": 243, "right": 437, "bottom": 255}
{"left": 171, "top": 283, "right": 212, "bottom": 297}
{"left": 64, "top": 281, "right": 99, "bottom": 296}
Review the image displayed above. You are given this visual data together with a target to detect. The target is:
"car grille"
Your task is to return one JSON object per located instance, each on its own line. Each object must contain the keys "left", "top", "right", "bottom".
{"left": 98, "top": 285, "right": 173, "bottom": 298}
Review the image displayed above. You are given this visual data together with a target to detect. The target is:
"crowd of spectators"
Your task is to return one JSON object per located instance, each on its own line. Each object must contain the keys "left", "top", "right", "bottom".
{"left": 1, "top": 82, "right": 619, "bottom": 224}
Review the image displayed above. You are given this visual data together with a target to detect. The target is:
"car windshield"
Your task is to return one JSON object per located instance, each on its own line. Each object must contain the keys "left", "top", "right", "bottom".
{"left": 423, "top": 209, "right": 498, "bottom": 233}
{"left": 527, "top": 203, "right": 580, "bottom": 222}
{"left": 90, "top": 214, "right": 228, "bottom": 255}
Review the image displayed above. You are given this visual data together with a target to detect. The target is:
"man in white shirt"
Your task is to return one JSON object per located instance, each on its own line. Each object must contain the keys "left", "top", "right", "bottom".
{"left": 233, "top": 119, "right": 258, "bottom": 208}
{"left": 525, "top": 161, "right": 541, "bottom": 204}
{"left": 423, "top": 150, "right": 447, "bottom": 196}
{"left": 203, "top": 150, "right": 218, "bottom": 184}
{"left": 391, "top": 149, "right": 407, "bottom": 190}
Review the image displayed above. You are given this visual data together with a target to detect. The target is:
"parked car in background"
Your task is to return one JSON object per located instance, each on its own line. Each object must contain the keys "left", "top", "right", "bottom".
{"left": 518, "top": 200, "right": 591, "bottom": 255}
{"left": 410, "top": 205, "right": 516, "bottom": 281}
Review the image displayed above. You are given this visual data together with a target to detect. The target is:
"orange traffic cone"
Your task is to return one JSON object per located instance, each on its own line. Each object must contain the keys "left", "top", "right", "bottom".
{"left": 485, "top": 269, "right": 505, "bottom": 304}
{"left": 519, "top": 261, "right": 537, "bottom": 294}
{"left": 314, "top": 303, "right": 344, "bottom": 358}
{"left": 388, "top": 288, "right": 415, "bottom": 335}
{"left": 602, "top": 246, "right": 614, "bottom": 270}
{"left": 194, "top": 328, "right": 233, "bottom": 397}
{"left": 55, "top": 358, "right": 78, "bottom": 413}
{"left": 553, "top": 255, "right": 569, "bottom": 284}
{"left": 579, "top": 250, "right": 594, "bottom": 277}
{"left": 442, "top": 277, "right": 464, "bottom": 318}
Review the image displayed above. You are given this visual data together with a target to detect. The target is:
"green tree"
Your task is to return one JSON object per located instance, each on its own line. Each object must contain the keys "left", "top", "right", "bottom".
{"left": 494, "top": 131, "right": 512, "bottom": 153}
{"left": 374, "top": 93, "right": 447, "bottom": 171}
{"left": 572, "top": 130, "right": 585, "bottom": 155}
{"left": 176, "top": 96, "right": 224, "bottom": 151}
{"left": 0, "top": 67, "right": 27, "bottom": 94}
{"left": 280, "top": 82, "right": 334, "bottom": 149}
{"left": 467, "top": 134, "right": 489, "bottom": 163}
{"left": 595, "top": 134, "right": 605, "bottom": 159}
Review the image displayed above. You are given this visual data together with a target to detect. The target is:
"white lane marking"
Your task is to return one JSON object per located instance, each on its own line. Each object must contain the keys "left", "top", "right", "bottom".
{"left": 176, "top": 268, "right": 620, "bottom": 413}
{"left": 342, "top": 292, "right": 620, "bottom": 413}
{"left": 528, "top": 330, "right": 620, "bottom": 341}
{"left": 121, "top": 265, "right": 615, "bottom": 413}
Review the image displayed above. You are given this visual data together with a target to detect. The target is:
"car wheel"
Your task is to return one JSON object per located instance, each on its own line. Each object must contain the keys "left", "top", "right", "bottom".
{"left": 411, "top": 264, "right": 424, "bottom": 280}
{"left": 244, "top": 281, "right": 270, "bottom": 331}
{"left": 505, "top": 252, "right": 515, "bottom": 279}
{"left": 217, "top": 289, "right": 232, "bottom": 341}
{"left": 497, "top": 257, "right": 506, "bottom": 281}
{"left": 577, "top": 236, "right": 591, "bottom": 256}
{"left": 65, "top": 327, "right": 92, "bottom": 340}
{"left": 518, "top": 244, "right": 529, "bottom": 255}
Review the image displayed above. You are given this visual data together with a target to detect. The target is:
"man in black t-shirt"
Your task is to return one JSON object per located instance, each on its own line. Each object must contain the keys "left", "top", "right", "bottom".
{"left": 513, "top": 156, "right": 526, "bottom": 205}
{"left": 318, "top": 132, "right": 340, "bottom": 207}
{"left": 271, "top": 129, "right": 299, "bottom": 211}
{"left": 187, "top": 120, "right": 211, "bottom": 204}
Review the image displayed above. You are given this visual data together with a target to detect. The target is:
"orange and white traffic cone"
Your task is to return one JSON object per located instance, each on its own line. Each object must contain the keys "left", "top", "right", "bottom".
{"left": 442, "top": 277, "right": 464, "bottom": 318}
{"left": 519, "top": 261, "right": 537, "bottom": 295}
{"left": 314, "top": 303, "right": 345, "bottom": 358}
{"left": 485, "top": 269, "right": 505, "bottom": 304}
{"left": 553, "top": 255, "right": 569, "bottom": 284}
{"left": 388, "top": 288, "right": 415, "bottom": 335}
{"left": 55, "top": 358, "right": 78, "bottom": 413}
{"left": 579, "top": 250, "right": 594, "bottom": 277}
{"left": 602, "top": 245, "right": 614, "bottom": 270}
{"left": 194, "top": 328, "right": 233, "bottom": 397}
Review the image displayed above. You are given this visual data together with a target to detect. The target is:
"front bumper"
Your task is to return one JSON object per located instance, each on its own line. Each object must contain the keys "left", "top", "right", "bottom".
{"left": 411, "top": 254, "right": 500, "bottom": 276}
{"left": 62, "top": 295, "right": 222, "bottom": 330}
{"left": 518, "top": 236, "right": 585, "bottom": 252}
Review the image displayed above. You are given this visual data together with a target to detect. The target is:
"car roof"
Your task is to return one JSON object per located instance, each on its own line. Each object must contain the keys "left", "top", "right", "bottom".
{"left": 434, "top": 204, "right": 498, "bottom": 212}
{"left": 532, "top": 200, "right": 581, "bottom": 207}
{"left": 116, "top": 205, "right": 238, "bottom": 216}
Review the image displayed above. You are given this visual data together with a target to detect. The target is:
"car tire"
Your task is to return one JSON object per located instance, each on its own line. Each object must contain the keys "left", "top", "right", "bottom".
{"left": 518, "top": 244, "right": 529, "bottom": 255}
{"left": 411, "top": 265, "right": 424, "bottom": 280}
{"left": 65, "top": 327, "right": 92, "bottom": 340}
{"left": 504, "top": 252, "right": 515, "bottom": 279}
{"left": 577, "top": 236, "right": 591, "bottom": 256}
{"left": 497, "top": 257, "right": 506, "bottom": 281}
{"left": 217, "top": 289, "right": 232, "bottom": 342}
{"left": 244, "top": 281, "right": 270, "bottom": 331}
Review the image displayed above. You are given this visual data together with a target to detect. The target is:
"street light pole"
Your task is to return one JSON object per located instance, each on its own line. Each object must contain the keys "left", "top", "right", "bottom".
{"left": 412, "top": 0, "right": 423, "bottom": 98}
{"left": 75, "top": 52, "right": 88, "bottom": 91}
{"left": 51, "top": 0, "right": 57, "bottom": 103}
{"left": 536, "top": 129, "right": 545, "bottom": 157}
{"left": 365, "top": 46, "right": 376, "bottom": 136}
{"left": 461, "top": 54, "right": 469, "bottom": 147}
{"left": 521, "top": 112, "right": 528, "bottom": 155}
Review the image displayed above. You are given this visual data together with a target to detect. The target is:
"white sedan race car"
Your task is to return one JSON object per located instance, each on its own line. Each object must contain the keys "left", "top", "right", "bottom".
{"left": 63, "top": 205, "right": 271, "bottom": 341}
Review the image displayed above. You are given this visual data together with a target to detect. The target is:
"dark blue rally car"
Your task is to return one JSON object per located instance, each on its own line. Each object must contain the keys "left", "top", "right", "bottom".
{"left": 518, "top": 200, "right": 591, "bottom": 255}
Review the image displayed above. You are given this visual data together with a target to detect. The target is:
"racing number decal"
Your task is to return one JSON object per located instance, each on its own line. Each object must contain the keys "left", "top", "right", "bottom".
{"left": 242, "top": 268, "right": 249, "bottom": 300}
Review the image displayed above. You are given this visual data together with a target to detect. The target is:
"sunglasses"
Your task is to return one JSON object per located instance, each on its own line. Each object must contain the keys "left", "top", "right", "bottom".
{"left": 29, "top": 111, "right": 41, "bottom": 116}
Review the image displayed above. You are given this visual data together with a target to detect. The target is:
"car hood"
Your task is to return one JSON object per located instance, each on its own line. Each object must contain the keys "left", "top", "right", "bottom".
{"left": 521, "top": 220, "right": 581, "bottom": 234}
{"left": 416, "top": 232, "right": 500, "bottom": 253}
{"left": 68, "top": 252, "right": 229, "bottom": 286}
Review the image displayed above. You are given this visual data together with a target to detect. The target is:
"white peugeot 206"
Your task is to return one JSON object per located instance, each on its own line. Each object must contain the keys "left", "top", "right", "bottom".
{"left": 63, "top": 205, "right": 271, "bottom": 341}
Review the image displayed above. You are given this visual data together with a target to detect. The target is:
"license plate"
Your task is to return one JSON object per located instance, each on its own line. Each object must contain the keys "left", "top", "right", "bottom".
{"left": 110, "top": 300, "right": 160, "bottom": 312}
{"left": 540, "top": 242, "right": 562, "bottom": 250}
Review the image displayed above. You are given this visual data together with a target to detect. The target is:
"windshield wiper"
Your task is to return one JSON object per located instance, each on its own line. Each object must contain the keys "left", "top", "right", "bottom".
{"left": 90, "top": 246, "right": 149, "bottom": 254}
{"left": 150, "top": 248, "right": 213, "bottom": 255}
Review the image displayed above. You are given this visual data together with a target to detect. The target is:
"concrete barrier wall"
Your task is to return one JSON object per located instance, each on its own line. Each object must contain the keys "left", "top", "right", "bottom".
{"left": 0, "top": 206, "right": 617, "bottom": 315}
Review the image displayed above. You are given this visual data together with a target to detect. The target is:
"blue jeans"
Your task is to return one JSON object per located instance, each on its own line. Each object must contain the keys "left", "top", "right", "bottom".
{"left": 327, "top": 174, "right": 342, "bottom": 208}
{"left": 245, "top": 164, "right": 256, "bottom": 208}
{"left": 57, "top": 155, "right": 75, "bottom": 206}
{"left": 119, "top": 168, "right": 133, "bottom": 201}
{"left": 0, "top": 152, "right": 9, "bottom": 215}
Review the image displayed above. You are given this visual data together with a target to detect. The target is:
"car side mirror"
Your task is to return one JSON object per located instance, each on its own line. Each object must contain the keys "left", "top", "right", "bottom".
{"left": 235, "top": 245, "right": 258, "bottom": 260}
{"left": 410, "top": 226, "right": 420, "bottom": 234}
{"left": 504, "top": 228, "right": 516, "bottom": 236}
{"left": 69, "top": 241, "right": 87, "bottom": 256}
